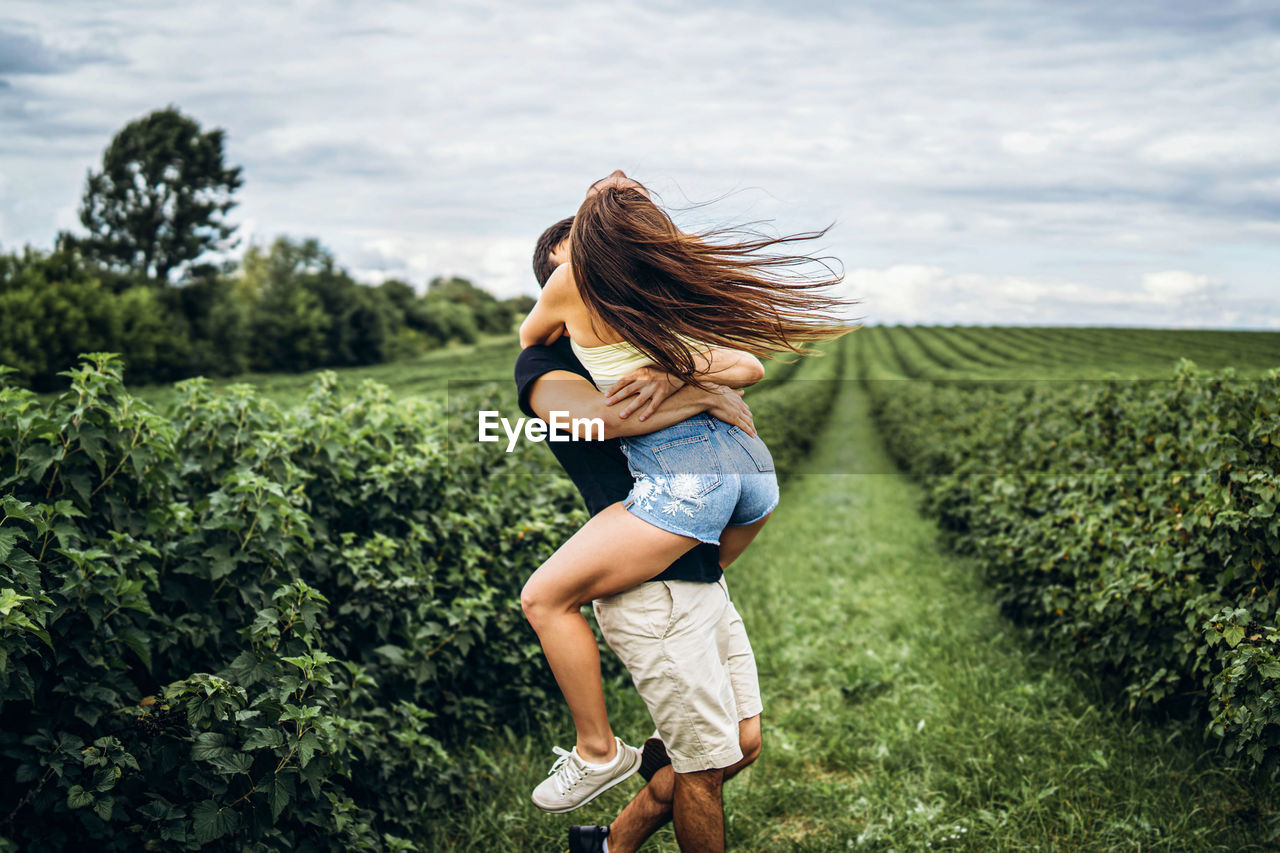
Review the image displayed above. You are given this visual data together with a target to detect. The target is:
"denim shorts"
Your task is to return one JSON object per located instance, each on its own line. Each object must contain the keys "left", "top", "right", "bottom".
{"left": 618, "top": 414, "right": 780, "bottom": 545}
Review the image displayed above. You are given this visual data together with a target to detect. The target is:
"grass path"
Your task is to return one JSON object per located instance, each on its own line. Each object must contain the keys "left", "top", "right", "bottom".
{"left": 426, "top": 363, "right": 1278, "bottom": 850}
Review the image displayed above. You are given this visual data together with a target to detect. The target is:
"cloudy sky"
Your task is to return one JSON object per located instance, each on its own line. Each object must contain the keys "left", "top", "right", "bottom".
{"left": 2, "top": 0, "right": 1278, "bottom": 327}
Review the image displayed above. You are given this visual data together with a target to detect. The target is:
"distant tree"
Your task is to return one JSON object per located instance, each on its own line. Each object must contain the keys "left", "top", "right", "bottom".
{"left": 427, "top": 276, "right": 488, "bottom": 306}
{"left": 174, "top": 272, "right": 252, "bottom": 377}
{"left": 504, "top": 294, "right": 536, "bottom": 316}
{"left": 76, "top": 107, "right": 242, "bottom": 283}
{"left": 0, "top": 248, "right": 122, "bottom": 390}
{"left": 237, "top": 239, "right": 332, "bottom": 372}
{"left": 335, "top": 286, "right": 398, "bottom": 365}
{"left": 427, "top": 276, "right": 514, "bottom": 334}
{"left": 420, "top": 298, "right": 479, "bottom": 344}
{"left": 115, "top": 286, "right": 192, "bottom": 382}
{"left": 378, "top": 279, "right": 418, "bottom": 313}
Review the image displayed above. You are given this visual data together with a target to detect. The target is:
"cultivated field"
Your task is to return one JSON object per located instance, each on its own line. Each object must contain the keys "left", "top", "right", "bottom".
{"left": 2, "top": 327, "right": 1279, "bottom": 850}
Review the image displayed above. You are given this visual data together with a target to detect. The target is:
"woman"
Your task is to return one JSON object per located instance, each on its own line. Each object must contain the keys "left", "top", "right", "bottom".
{"left": 518, "top": 171, "right": 847, "bottom": 813}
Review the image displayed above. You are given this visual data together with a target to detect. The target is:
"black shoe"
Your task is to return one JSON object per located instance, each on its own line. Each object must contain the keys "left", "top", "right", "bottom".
{"left": 568, "top": 825, "right": 609, "bottom": 853}
{"left": 639, "top": 733, "right": 670, "bottom": 782}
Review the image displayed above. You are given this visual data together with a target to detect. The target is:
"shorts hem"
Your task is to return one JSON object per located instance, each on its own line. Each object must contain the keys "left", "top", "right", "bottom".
{"left": 623, "top": 501, "right": 720, "bottom": 545}
{"left": 669, "top": 744, "right": 745, "bottom": 774}
{"left": 728, "top": 497, "right": 780, "bottom": 528}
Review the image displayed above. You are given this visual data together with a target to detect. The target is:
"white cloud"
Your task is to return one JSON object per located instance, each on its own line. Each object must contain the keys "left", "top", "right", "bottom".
{"left": 0, "top": 1, "right": 1277, "bottom": 325}
{"left": 846, "top": 265, "right": 1265, "bottom": 328}
{"left": 1141, "top": 270, "right": 1223, "bottom": 303}
{"left": 1001, "top": 132, "right": 1053, "bottom": 155}
{"left": 1140, "top": 132, "right": 1276, "bottom": 168}
{"left": 347, "top": 234, "right": 536, "bottom": 296}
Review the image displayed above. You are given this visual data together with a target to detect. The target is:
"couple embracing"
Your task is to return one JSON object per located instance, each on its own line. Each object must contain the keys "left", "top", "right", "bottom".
{"left": 513, "top": 171, "right": 846, "bottom": 852}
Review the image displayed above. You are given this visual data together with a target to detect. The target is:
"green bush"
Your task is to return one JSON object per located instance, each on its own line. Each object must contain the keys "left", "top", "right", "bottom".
{"left": 748, "top": 339, "right": 846, "bottom": 480}
{"left": 864, "top": 361, "right": 1280, "bottom": 774}
{"left": 0, "top": 344, "right": 844, "bottom": 849}
{"left": 0, "top": 354, "right": 581, "bottom": 848}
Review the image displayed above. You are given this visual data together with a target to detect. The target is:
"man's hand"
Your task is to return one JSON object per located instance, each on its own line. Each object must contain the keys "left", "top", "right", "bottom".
{"left": 701, "top": 384, "right": 756, "bottom": 436}
{"left": 527, "top": 369, "right": 755, "bottom": 441}
{"left": 604, "top": 367, "right": 755, "bottom": 434}
{"left": 604, "top": 367, "right": 686, "bottom": 420}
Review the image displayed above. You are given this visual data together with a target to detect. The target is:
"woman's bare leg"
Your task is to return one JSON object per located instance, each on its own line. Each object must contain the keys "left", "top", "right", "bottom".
{"left": 521, "top": 503, "right": 698, "bottom": 762}
{"left": 718, "top": 512, "right": 772, "bottom": 570}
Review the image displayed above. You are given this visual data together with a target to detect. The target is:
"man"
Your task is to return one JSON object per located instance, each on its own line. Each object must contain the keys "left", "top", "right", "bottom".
{"left": 513, "top": 218, "right": 764, "bottom": 853}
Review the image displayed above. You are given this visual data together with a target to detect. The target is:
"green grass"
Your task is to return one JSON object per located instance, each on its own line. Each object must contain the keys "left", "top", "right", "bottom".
{"left": 877, "top": 326, "right": 1280, "bottom": 380}
{"left": 420, "top": 338, "right": 1279, "bottom": 851}
{"left": 106, "top": 327, "right": 1280, "bottom": 414}
{"left": 122, "top": 335, "right": 792, "bottom": 413}
{"left": 126, "top": 335, "right": 523, "bottom": 410}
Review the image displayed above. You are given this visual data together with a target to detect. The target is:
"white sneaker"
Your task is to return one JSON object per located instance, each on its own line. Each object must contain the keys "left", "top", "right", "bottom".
{"left": 531, "top": 737, "right": 641, "bottom": 813}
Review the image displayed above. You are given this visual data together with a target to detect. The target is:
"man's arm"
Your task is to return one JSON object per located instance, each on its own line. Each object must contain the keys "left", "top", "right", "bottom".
{"left": 603, "top": 348, "right": 766, "bottom": 420}
{"left": 528, "top": 370, "right": 755, "bottom": 439}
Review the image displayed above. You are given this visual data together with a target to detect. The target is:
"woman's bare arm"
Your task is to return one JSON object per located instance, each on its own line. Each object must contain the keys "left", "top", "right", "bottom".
{"left": 519, "top": 264, "right": 573, "bottom": 348}
{"left": 692, "top": 347, "right": 766, "bottom": 388}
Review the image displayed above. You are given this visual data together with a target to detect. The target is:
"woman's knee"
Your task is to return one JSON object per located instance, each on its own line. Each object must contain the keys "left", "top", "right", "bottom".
{"left": 520, "top": 577, "right": 549, "bottom": 628}
{"left": 520, "top": 571, "right": 575, "bottom": 629}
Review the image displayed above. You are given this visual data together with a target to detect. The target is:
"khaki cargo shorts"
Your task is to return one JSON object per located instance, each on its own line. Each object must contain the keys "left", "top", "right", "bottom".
{"left": 593, "top": 577, "right": 763, "bottom": 773}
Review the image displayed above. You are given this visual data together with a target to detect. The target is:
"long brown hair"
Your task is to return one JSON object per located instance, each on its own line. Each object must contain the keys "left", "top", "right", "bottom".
{"left": 569, "top": 178, "right": 853, "bottom": 383}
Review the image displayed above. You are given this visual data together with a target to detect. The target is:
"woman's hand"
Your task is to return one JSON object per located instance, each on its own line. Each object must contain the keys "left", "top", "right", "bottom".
{"left": 604, "top": 367, "right": 686, "bottom": 420}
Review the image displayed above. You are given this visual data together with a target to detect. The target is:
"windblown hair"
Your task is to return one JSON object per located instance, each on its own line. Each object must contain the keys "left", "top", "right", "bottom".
{"left": 533, "top": 216, "right": 574, "bottom": 288}
{"left": 569, "top": 180, "right": 853, "bottom": 382}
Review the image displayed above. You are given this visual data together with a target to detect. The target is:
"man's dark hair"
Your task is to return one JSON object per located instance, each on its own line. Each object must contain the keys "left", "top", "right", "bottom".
{"left": 533, "top": 216, "right": 574, "bottom": 288}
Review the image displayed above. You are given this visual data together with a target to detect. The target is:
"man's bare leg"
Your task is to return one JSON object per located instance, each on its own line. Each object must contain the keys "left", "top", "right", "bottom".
{"left": 673, "top": 768, "right": 725, "bottom": 852}
{"left": 606, "top": 716, "right": 762, "bottom": 853}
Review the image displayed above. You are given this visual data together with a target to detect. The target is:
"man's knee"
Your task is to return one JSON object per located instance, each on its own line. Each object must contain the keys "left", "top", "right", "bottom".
{"left": 674, "top": 766, "right": 725, "bottom": 794}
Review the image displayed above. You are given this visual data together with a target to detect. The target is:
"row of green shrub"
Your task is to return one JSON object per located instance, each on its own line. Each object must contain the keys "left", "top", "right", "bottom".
{"left": 749, "top": 343, "right": 846, "bottom": 480}
{"left": 0, "top": 354, "right": 585, "bottom": 850}
{"left": 0, "top": 342, "right": 844, "bottom": 850}
{"left": 863, "top": 357, "right": 1280, "bottom": 774}
{"left": 0, "top": 241, "right": 531, "bottom": 392}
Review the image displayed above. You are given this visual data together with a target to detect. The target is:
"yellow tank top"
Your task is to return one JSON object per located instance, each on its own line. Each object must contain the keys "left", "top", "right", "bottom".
{"left": 570, "top": 338, "right": 655, "bottom": 392}
{"left": 569, "top": 336, "right": 711, "bottom": 392}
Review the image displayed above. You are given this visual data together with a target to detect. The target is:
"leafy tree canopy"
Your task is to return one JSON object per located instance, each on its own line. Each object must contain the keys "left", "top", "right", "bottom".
{"left": 76, "top": 106, "right": 242, "bottom": 283}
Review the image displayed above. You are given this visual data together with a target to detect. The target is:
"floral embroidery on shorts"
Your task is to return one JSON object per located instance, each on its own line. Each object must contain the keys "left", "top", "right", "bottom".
{"left": 632, "top": 472, "right": 705, "bottom": 518}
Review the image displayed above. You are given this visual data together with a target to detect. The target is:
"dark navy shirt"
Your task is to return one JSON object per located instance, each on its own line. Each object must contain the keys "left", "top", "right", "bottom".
{"left": 514, "top": 338, "right": 723, "bottom": 584}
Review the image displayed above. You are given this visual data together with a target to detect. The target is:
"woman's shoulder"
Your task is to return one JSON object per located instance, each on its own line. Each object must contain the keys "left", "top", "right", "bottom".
{"left": 544, "top": 262, "right": 578, "bottom": 301}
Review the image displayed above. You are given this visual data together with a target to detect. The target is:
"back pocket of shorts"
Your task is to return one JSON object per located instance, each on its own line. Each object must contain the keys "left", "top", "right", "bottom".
{"left": 728, "top": 427, "right": 775, "bottom": 473}
{"left": 653, "top": 435, "right": 722, "bottom": 498}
